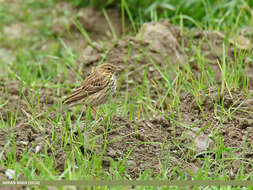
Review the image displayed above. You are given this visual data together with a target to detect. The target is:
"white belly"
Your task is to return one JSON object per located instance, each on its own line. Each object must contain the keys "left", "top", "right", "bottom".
{"left": 111, "top": 74, "right": 117, "bottom": 94}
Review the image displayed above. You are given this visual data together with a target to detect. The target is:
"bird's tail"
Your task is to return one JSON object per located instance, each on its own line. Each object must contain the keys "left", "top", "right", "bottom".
{"left": 62, "top": 88, "right": 86, "bottom": 105}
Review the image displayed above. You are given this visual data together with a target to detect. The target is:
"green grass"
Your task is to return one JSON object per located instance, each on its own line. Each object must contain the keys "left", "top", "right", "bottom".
{"left": 0, "top": 0, "right": 253, "bottom": 190}
{"left": 69, "top": 0, "right": 253, "bottom": 30}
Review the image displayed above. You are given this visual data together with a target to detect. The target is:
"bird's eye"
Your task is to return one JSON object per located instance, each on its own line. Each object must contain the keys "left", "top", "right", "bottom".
{"left": 107, "top": 67, "right": 111, "bottom": 70}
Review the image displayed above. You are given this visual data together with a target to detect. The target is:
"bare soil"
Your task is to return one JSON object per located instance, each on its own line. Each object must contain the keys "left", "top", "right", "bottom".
{"left": 1, "top": 79, "right": 252, "bottom": 179}
{"left": 0, "top": 6, "right": 252, "bottom": 180}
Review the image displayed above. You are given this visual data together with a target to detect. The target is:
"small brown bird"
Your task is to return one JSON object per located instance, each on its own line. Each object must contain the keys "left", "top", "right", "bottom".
{"left": 63, "top": 63, "right": 121, "bottom": 114}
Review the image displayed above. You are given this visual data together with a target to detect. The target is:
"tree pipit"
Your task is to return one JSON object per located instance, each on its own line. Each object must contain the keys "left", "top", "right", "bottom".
{"left": 63, "top": 63, "right": 121, "bottom": 118}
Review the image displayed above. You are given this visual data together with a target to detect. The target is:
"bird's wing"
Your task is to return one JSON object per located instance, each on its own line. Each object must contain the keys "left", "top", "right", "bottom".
{"left": 63, "top": 72, "right": 108, "bottom": 104}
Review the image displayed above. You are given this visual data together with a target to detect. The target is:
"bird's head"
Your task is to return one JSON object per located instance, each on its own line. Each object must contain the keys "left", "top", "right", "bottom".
{"left": 96, "top": 63, "right": 122, "bottom": 75}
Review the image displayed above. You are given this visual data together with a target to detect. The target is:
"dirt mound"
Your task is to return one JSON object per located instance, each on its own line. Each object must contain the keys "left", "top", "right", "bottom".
{"left": 79, "top": 20, "right": 188, "bottom": 100}
{"left": 137, "top": 20, "right": 187, "bottom": 65}
{"left": 79, "top": 19, "right": 252, "bottom": 97}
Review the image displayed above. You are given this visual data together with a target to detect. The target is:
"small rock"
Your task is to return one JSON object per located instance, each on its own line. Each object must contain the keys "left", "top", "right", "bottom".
{"left": 194, "top": 133, "right": 213, "bottom": 153}
{"left": 185, "top": 127, "right": 214, "bottom": 153}
{"left": 34, "top": 145, "right": 41, "bottom": 153}
{"left": 5, "top": 169, "right": 15, "bottom": 180}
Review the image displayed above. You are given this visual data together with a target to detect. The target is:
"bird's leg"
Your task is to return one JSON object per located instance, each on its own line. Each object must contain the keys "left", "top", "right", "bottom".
{"left": 92, "top": 106, "right": 106, "bottom": 118}
{"left": 80, "top": 105, "right": 87, "bottom": 118}
{"left": 90, "top": 106, "right": 99, "bottom": 115}
{"left": 91, "top": 106, "right": 105, "bottom": 124}
{"left": 80, "top": 106, "right": 98, "bottom": 120}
